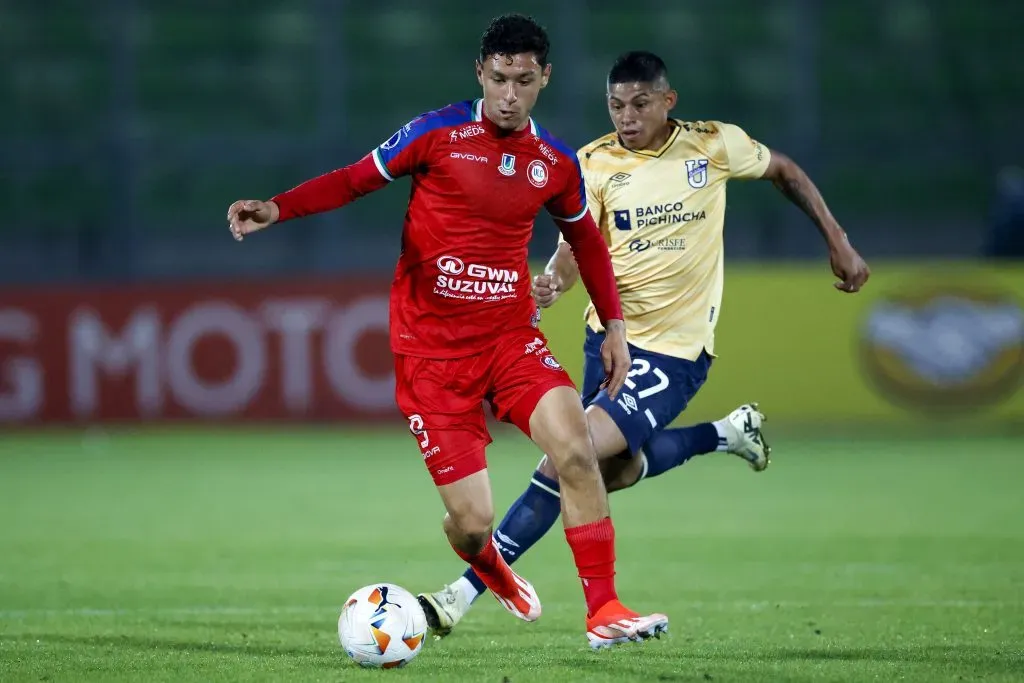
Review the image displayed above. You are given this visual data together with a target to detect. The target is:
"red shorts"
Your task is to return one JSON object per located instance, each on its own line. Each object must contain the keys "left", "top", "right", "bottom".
{"left": 395, "top": 328, "right": 576, "bottom": 487}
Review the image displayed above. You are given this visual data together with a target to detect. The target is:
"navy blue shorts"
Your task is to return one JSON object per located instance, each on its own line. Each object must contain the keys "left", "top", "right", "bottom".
{"left": 582, "top": 327, "right": 712, "bottom": 456}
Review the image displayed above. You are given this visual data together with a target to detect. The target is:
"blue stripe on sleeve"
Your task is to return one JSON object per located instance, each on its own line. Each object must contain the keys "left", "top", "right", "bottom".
{"left": 374, "top": 100, "right": 475, "bottom": 176}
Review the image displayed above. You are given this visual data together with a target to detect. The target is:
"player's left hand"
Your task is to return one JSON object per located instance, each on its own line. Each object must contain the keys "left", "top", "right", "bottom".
{"left": 601, "top": 320, "right": 631, "bottom": 400}
{"left": 829, "top": 237, "right": 870, "bottom": 293}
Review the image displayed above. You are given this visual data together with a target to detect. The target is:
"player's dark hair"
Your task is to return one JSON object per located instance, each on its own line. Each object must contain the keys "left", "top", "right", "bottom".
{"left": 608, "top": 51, "right": 669, "bottom": 85}
{"left": 479, "top": 14, "right": 550, "bottom": 67}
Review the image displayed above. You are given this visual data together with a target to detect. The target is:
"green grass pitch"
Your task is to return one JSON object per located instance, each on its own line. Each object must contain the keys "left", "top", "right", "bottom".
{"left": 1, "top": 427, "right": 1022, "bottom": 682}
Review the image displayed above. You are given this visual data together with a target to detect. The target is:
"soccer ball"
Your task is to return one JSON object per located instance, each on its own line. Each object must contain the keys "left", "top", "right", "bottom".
{"left": 338, "top": 583, "right": 428, "bottom": 669}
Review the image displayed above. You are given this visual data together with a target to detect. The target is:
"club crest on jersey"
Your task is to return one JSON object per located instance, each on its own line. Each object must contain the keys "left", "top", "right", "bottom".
{"left": 542, "top": 355, "right": 562, "bottom": 370}
{"left": 686, "top": 158, "right": 709, "bottom": 189}
{"left": 527, "top": 160, "right": 548, "bottom": 188}
{"left": 499, "top": 153, "right": 517, "bottom": 176}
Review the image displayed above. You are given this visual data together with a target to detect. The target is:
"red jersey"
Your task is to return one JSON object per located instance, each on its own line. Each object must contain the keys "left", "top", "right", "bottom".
{"left": 272, "top": 99, "right": 621, "bottom": 359}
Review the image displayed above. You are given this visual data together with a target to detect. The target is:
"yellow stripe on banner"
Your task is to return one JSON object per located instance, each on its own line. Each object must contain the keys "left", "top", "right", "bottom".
{"left": 535, "top": 260, "right": 1024, "bottom": 432}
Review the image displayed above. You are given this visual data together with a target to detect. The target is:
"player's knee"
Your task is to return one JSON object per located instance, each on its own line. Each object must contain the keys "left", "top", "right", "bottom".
{"left": 530, "top": 386, "right": 600, "bottom": 483}
{"left": 550, "top": 437, "right": 600, "bottom": 485}
{"left": 443, "top": 504, "right": 494, "bottom": 554}
{"left": 445, "top": 503, "right": 494, "bottom": 536}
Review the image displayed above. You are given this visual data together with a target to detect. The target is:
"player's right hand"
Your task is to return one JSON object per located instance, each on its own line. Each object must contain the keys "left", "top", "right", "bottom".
{"left": 227, "top": 200, "right": 279, "bottom": 242}
{"left": 532, "top": 273, "right": 563, "bottom": 308}
{"left": 600, "top": 320, "right": 631, "bottom": 400}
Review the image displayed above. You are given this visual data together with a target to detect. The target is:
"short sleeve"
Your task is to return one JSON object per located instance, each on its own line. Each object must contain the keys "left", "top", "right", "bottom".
{"left": 718, "top": 122, "right": 771, "bottom": 180}
{"left": 370, "top": 102, "right": 474, "bottom": 181}
{"left": 370, "top": 116, "right": 436, "bottom": 181}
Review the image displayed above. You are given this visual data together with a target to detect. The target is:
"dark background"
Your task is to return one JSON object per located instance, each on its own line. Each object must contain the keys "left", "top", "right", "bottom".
{"left": 3, "top": 0, "right": 1022, "bottom": 286}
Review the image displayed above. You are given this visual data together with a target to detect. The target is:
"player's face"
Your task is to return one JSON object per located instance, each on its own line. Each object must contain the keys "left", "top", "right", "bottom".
{"left": 607, "top": 81, "right": 678, "bottom": 150}
{"left": 476, "top": 53, "right": 551, "bottom": 131}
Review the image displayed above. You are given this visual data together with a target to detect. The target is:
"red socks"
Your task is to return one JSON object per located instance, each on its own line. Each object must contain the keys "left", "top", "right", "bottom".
{"left": 564, "top": 517, "right": 618, "bottom": 616}
{"left": 455, "top": 519, "right": 619, "bottom": 618}
{"left": 454, "top": 539, "right": 513, "bottom": 594}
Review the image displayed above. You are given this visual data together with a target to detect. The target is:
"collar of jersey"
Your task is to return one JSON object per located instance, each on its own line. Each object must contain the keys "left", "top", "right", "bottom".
{"left": 619, "top": 120, "right": 680, "bottom": 158}
{"left": 473, "top": 98, "right": 537, "bottom": 138}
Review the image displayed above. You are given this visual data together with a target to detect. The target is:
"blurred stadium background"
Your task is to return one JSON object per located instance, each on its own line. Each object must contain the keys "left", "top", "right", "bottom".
{"left": 1, "top": 0, "right": 1022, "bottom": 431}
{"left": 1, "top": 2, "right": 1023, "bottom": 681}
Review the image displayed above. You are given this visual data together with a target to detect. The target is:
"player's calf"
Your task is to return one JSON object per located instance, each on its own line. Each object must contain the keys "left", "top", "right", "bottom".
{"left": 636, "top": 404, "right": 771, "bottom": 481}
{"left": 527, "top": 386, "right": 665, "bottom": 634}
{"left": 442, "top": 512, "right": 491, "bottom": 556}
{"left": 418, "top": 463, "right": 561, "bottom": 636}
{"left": 436, "top": 470, "right": 541, "bottom": 623}
{"left": 437, "top": 472, "right": 495, "bottom": 555}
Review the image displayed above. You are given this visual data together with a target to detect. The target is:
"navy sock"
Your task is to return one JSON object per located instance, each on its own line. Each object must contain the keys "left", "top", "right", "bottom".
{"left": 641, "top": 423, "right": 720, "bottom": 479}
{"left": 461, "top": 469, "right": 562, "bottom": 599}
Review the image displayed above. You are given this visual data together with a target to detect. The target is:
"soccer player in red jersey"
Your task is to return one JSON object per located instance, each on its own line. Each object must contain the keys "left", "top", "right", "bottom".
{"left": 226, "top": 14, "right": 667, "bottom": 648}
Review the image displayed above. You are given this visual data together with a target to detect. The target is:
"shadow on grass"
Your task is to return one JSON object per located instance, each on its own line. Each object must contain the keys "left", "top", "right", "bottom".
{"left": 560, "top": 643, "right": 1021, "bottom": 680}
{"left": 757, "top": 645, "right": 1020, "bottom": 674}
{"left": 9, "top": 635, "right": 1019, "bottom": 679}
{"left": 6, "top": 632, "right": 339, "bottom": 664}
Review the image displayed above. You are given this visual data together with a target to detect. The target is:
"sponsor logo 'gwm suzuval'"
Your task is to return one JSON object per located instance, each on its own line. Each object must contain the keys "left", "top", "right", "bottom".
{"left": 433, "top": 255, "right": 520, "bottom": 302}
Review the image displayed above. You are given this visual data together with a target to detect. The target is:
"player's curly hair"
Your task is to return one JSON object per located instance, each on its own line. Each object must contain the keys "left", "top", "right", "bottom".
{"left": 608, "top": 51, "right": 669, "bottom": 85}
{"left": 479, "top": 14, "right": 550, "bottom": 66}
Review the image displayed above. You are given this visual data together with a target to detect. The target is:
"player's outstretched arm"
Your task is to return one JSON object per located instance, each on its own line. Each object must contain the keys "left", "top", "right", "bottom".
{"left": 532, "top": 242, "right": 579, "bottom": 308}
{"left": 761, "top": 151, "right": 871, "bottom": 293}
{"left": 227, "top": 155, "right": 389, "bottom": 241}
{"left": 227, "top": 107, "right": 447, "bottom": 240}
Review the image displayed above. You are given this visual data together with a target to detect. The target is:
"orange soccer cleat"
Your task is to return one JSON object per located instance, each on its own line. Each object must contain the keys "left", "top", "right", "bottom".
{"left": 585, "top": 599, "right": 668, "bottom": 649}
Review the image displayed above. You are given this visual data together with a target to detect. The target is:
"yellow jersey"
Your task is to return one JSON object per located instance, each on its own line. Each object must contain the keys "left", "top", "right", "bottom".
{"left": 571, "top": 120, "right": 770, "bottom": 360}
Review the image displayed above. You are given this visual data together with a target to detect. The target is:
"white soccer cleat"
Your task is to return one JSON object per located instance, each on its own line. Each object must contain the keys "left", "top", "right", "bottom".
{"left": 718, "top": 402, "right": 771, "bottom": 471}
{"left": 417, "top": 584, "right": 470, "bottom": 638}
{"left": 418, "top": 570, "right": 540, "bottom": 636}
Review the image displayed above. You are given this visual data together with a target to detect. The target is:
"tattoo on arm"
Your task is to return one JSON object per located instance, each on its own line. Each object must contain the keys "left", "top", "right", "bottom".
{"left": 769, "top": 161, "right": 846, "bottom": 248}
{"left": 773, "top": 174, "right": 820, "bottom": 227}
{"left": 766, "top": 153, "right": 851, "bottom": 252}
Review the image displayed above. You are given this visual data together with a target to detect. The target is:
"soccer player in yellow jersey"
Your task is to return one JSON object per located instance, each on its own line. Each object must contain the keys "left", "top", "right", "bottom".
{"left": 420, "top": 51, "right": 870, "bottom": 636}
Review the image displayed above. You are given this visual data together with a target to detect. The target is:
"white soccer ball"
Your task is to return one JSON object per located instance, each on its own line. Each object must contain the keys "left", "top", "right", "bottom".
{"left": 338, "top": 583, "right": 428, "bottom": 669}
